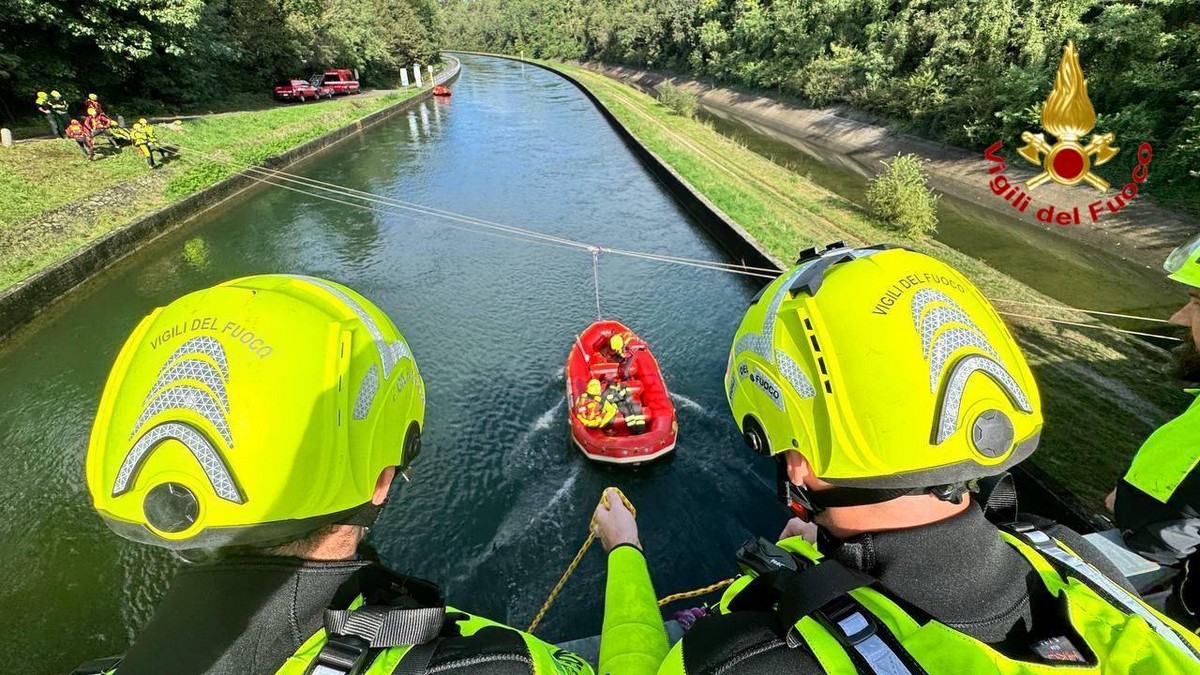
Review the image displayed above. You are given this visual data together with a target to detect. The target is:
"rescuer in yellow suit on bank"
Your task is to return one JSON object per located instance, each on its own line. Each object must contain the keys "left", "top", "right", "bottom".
{"left": 593, "top": 243, "right": 1200, "bottom": 674}
{"left": 74, "top": 275, "right": 593, "bottom": 675}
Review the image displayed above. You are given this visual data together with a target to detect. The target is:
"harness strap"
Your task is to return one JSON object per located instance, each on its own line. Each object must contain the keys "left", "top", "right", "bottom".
{"left": 391, "top": 642, "right": 438, "bottom": 675}
{"left": 732, "top": 554, "right": 920, "bottom": 674}
{"left": 324, "top": 605, "right": 446, "bottom": 648}
{"left": 817, "top": 597, "right": 923, "bottom": 675}
{"left": 1006, "top": 522, "right": 1200, "bottom": 663}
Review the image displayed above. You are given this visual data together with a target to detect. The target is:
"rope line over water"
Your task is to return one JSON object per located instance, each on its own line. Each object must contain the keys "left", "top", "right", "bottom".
{"left": 170, "top": 144, "right": 1180, "bottom": 342}
{"left": 527, "top": 489, "right": 736, "bottom": 635}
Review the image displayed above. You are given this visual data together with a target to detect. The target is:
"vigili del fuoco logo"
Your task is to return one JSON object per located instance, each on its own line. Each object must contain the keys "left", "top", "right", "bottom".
{"left": 983, "top": 41, "right": 1153, "bottom": 225}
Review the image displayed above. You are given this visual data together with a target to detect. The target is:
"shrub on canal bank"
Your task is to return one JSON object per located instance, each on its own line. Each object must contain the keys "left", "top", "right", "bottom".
{"left": 866, "top": 153, "right": 940, "bottom": 237}
{"left": 658, "top": 82, "right": 697, "bottom": 118}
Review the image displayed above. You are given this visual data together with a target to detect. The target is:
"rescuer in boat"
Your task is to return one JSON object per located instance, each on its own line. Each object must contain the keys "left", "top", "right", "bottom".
{"left": 605, "top": 332, "right": 637, "bottom": 379}
{"left": 593, "top": 243, "right": 1200, "bottom": 673}
{"left": 1108, "top": 231, "right": 1200, "bottom": 629}
{"left": 602, "top": 379, "right": 646, "bottom": 434}
{"left": 576, "top": 377, "right": 618, "bottom": 429}
{"left": 74, "top": 275, "right": 594, "bottom": 675}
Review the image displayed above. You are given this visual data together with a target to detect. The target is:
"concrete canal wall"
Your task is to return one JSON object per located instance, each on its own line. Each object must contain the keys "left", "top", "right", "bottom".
{"left": 0, "top": 58, "right": 461, "bottom": 341}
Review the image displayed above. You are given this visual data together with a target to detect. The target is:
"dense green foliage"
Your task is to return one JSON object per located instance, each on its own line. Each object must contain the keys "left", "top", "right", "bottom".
{"left": 440, "top": 0, "right": 1200, "bottom": 214}
{"left": 658, "top": 82, "right": 697, "bottom": 118}
{"left": 0, "top": 0, "right": 441, "bottom": 118}
{"left": 866, "top": 154, "right": 940, "bottom": 237}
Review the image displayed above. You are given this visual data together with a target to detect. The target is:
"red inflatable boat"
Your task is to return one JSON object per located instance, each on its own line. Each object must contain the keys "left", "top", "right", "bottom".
{"left": 566, "top": 320, "right": 677, "bottom": 464}
{"left": 433, "top": 85, "right": 452, "bottom": 97}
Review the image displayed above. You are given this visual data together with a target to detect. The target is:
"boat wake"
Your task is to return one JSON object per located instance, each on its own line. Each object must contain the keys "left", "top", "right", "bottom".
{"left": 670, "top": 392, "right": 707, "bottom": 414}
{"left": 531, "top": 401, "right": 562, "bottom": 432}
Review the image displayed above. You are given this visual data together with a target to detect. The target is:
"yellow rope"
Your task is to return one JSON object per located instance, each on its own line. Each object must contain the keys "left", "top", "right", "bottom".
{"left": 656, "top": 577, "right": 736, "bottom": 607}
{"left": 527, "top": 488, "right": 737, "bottom": 634}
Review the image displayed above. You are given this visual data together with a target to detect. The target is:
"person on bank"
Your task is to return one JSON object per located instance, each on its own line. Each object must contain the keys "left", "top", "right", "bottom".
{"left": 74, "top": 275, "right": 593, "bottom": 675}
{"left": 49, "top": 90, "right": 70, "bottom": 138}
{"left": 131, "top": 118, "right": 168, "bottom": 168}
{"left": 65, "top": 118, "right": 94, "bottom": 160}
{"left": 86, "top": 92, "right": 106, "bottom": 116}
{"left": 84, "top": 107, "right": 119, "bottom": 151}
{"left": 576, "top": 377, "right": 619, "bottom": 430}
{"left": 1108, "top": 231, "right": 1200, "bottom": 629}
{"left": 35, "top": 91, "right": 58, "bottom": 137}
{"left": 593, "top": 243, "right": 1200, "bottom": 673}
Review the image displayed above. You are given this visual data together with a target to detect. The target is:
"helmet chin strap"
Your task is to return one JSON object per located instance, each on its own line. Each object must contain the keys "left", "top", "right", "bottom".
{"left": 774, "top": 456, "right": 968, "bottom": 518}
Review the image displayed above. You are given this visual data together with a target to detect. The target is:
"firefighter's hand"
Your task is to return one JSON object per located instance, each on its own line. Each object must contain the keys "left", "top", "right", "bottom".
{"left": 1104, "top": 488, "right": 1117, "bottom": 513}
{"left": 779, "top": 518, "right": 818, "bottom": 544}
{"left": 593, "top": 488, "right": 641, "bottom": 552}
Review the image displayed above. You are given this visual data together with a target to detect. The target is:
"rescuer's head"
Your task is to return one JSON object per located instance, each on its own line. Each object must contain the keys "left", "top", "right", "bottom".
{"left": 726, "top": 243, "right": 1041, "bottom": 526}
{"left": 87, "top": 275, "right": 425, "bottom": 557}
{"left": 1164, "top": 233, "right": 1200, "bottom": 383}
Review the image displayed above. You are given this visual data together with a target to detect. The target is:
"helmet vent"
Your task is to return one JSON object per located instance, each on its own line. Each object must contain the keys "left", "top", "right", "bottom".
{"left": 804, "top": 326, "right": 834, "bottom": 394}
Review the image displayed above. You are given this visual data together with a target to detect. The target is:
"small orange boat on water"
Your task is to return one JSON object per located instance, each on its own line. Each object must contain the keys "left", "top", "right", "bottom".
{"left": 566, "top": 320, "right": 677, "bottom": 464}
{"left": 433, "top": 85, "right": 452, "bottom": 97}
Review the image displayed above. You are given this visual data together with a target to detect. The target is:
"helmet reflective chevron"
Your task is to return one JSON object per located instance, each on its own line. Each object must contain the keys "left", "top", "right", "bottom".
{"left": 726, "top": 244, "right": 1041, "bottom": 492}
{"left": 87, "top": 275, "right": 425, "bottom": 550}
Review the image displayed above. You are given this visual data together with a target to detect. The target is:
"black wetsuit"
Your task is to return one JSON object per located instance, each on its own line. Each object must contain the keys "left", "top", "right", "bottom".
{"left": 678, "top": 507, "right": 1134, "bottom": 673}
{"left": 113, "top": 556, "right": 568, "bottom": 675}
{"left": 1116, "top": 469, "right": 1200, "bottom": 626}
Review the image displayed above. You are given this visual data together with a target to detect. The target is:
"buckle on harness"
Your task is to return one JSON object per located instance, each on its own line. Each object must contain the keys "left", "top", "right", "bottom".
{"left": 826, "top": 599, "right": 878, "bottom": 646}
{"left": 309, "top": 634, "right": 370, "bottom": 675}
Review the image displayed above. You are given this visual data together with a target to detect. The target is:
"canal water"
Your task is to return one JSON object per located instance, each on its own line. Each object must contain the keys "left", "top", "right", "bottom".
{"left": 698, "top": 108, "right": 1180, "bottom": 330}
{"left": 0, "top": 54, "right": 781, "bottom": 672}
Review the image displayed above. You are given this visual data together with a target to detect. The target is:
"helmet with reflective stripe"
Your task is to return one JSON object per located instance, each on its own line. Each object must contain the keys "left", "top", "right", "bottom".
{"left": 87, "top": 275, "right": 425, "bottom": 550}
{"left": 726, "top": 243, "right": 1041, "bottom": 489}
{"left": 1165, "top": 232, "right": 1200, "bottom": 288}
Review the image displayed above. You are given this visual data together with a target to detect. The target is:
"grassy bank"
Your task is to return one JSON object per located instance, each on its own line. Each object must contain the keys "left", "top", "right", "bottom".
{"left": 543, "top": 59, "right": 1185, "bottom": 506}
{"left": 0, "top": 90, "right": 423, "bottom": 291}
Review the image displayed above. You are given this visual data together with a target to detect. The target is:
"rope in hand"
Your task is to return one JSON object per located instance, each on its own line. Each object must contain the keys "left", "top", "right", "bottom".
{"left": 527, "top": 488, "right": 737, "bottom": 635}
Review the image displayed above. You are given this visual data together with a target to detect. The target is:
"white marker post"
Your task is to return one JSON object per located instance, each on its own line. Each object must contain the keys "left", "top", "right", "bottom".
{"left": 1, "top": 128, "right": 12, "bottom": 148}
{"left": 400, "top": 69, "right": 409, "bottom": 88}
{"left": 427, "top": 65, "right": 434, "bottom": 84}
{"left": 413, "top": 64, "right": 423, "bottom": 88}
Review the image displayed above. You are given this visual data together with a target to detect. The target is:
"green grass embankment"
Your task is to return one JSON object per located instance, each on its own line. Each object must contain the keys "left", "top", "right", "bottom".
{"left": 0, "top": 90, "right": 421, "bottom": 291}
{"left": 545, "top": 60, "right": 1185, "bottom": 506}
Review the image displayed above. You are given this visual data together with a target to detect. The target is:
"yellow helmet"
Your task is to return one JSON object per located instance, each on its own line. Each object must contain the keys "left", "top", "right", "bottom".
{"left": 87, "top": 107, "right": 96, "bottom": 116}
{"left": 727, "top": 243, "right": 1041, "bottom": 499}
{"left": 87, "top": 275, "right": 425, "bottom": 551}
{"left": 587, "top": 378, "right": 603, "bottom": 396}
{"left": 50, "top": 90, "right": 61, "bottom": 98}
{"left": 138, "top": 118, "right": 148, "bottom": 126}
{"left": 610, "top": 334, "right": 625, "bottom": 352}
{"left": 36, "top": 91, "right": 47, "bottom": 102}
{"left": 88, "top": 93, "right": 98, "bottom": 101}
